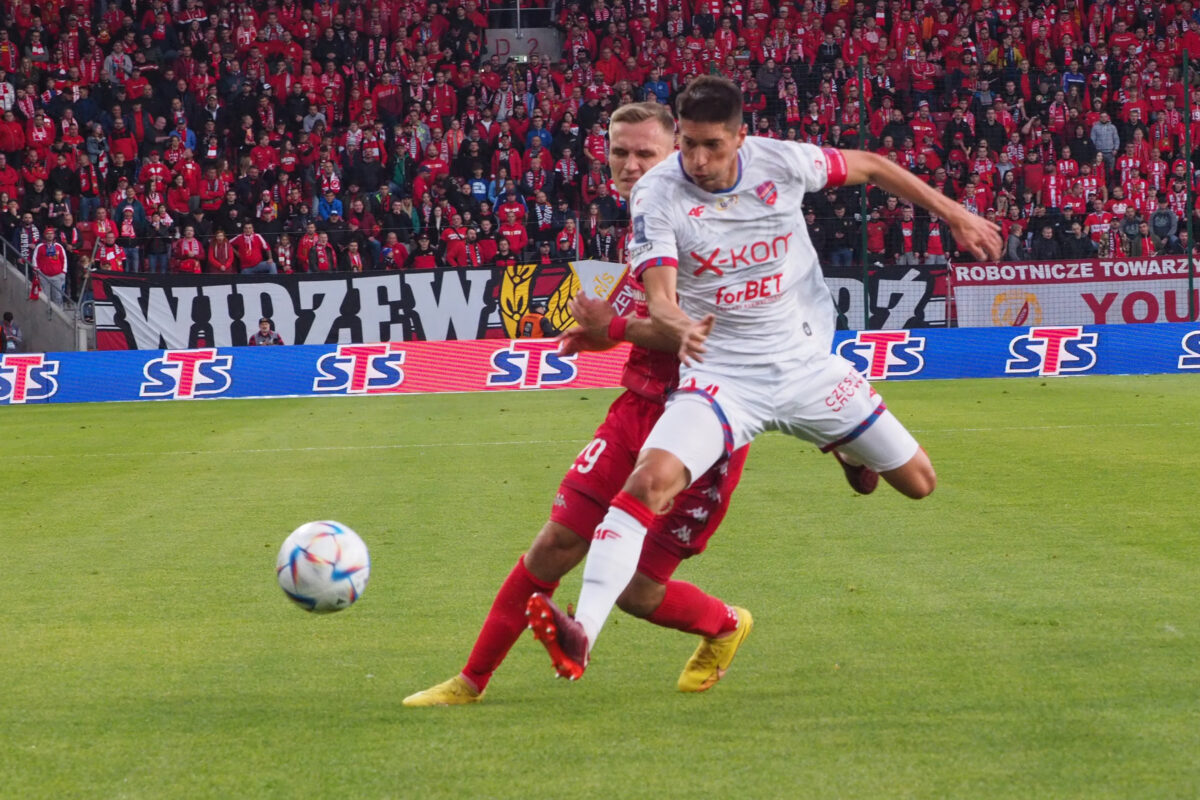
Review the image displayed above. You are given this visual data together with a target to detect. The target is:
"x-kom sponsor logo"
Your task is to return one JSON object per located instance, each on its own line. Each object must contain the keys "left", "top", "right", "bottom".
{"left": 1006, "top": 327, "right": 1098, "bottom": 376}
{"left": 836, "top": 331, "right": 926, "bottom": 379}
{"left": 0, "top": 354, "right": 60, "bottom": 404}
{"left": 488, "top": 340, "right": 578, "bottom": 388}
{"left": 314, "top": 343, "right": 407, "bottom": 394}
{"left": 141, "top": 349, "right": 233, "bottom": 399}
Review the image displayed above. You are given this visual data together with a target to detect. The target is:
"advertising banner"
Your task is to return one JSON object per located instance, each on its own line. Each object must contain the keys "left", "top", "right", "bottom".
{"left": 90, "top": 262, "right": 631, "bottom": 351}
{"left": 952, "top": 257, "right": 1198, "bottom": 326}
{"left": 4, "top": 324, "right": 1198, "bottom": 405}
{"left": 92, "top": 261, "right": 953, "bottom": 352}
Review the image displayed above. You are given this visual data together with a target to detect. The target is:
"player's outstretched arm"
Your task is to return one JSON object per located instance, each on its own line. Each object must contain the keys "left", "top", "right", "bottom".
{"left": 642, "top": 266, "right": 712, "bottom": 365}
{"left": 557, "top": 291, "right": 703, "bottom": 356}
{"left": 839, "top": 150, "right": 1004, "bottom": 261}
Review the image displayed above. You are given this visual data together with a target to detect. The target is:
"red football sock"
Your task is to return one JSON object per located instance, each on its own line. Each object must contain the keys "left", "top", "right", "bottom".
{"left": 646, "top": 580, "right": 739, "bottom": 638}
{"left": 462, "top": 555, "right": 558, "bottom": 692}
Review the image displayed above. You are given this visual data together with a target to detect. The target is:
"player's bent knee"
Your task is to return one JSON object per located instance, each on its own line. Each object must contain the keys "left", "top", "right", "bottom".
{"left": 525, "top": 521, "right": 589, "bottom": 582}
{"left": 883, "top": 451, "right": 936, "bottom": 499}
{"left": 625, "top": 450, "right": 691, "bottom": 512}
{"left": 616, "top": 572, "right": 667, "bottom": 618}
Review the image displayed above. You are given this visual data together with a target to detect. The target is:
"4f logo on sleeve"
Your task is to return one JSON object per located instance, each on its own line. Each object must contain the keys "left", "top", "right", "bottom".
{"left": 835, "top": 331, "right": 926, "bottom": 379}
{"left": 1006, "top": 326, "right": 1098, "bottom": 376}
{"left": 313, "top": 343, "right": 406, "bottom": 394}
{"left": 487, "top": 340, "right": 578, "bottom": 388}
{"left": 140, "top": 349, "right": 233, "bottom": 399}
{"left": 0, "top": 354, "right": 60, "bottom": 404}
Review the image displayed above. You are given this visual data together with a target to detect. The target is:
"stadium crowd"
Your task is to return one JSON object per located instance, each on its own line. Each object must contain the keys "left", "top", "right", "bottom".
{"left": 1, "top": 0, "right": 1199, "bottom": 304}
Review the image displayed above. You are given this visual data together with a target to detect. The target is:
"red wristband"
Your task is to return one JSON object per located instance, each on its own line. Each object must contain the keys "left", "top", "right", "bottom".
{"left": 607, "top": 315, "right": 629, "bottom": 341}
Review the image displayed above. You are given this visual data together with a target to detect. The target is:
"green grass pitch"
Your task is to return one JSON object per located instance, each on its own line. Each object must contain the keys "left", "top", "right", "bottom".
{"left": 2, "top": 375, "right": 1198, "bottom": 799}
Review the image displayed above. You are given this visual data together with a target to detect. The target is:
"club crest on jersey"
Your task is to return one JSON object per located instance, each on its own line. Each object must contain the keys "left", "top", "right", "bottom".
{"left": 487, "top": 339, "right": 578, "bottom": 388}
{"left": 754, "top": 180, "right": 778, "bottom": 206}
{"left": 0, "top": 353, "right": 60, "bottom": 404}
{"left": 1005, "top": 326, "right": 1098, "bottom": 376}
{"left": 836, "top": 331, "right": 926, "bottom": 379}
{"left": 140, "top": 349, "right": 232, "bottom": 399}
{"left": 313, "top": 343, "right": 407, "bottom": 394}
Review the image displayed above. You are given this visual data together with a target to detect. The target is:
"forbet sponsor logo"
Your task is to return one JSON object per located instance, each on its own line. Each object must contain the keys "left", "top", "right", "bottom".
{"left": 0, "top": 354, "right": 60, "bottom": 404}
{"left": 836, "top": 331, "right": 926, "bottom": 379}
{"left": 1005, "top": 327, "right": 1098, "bottom": 376}
{"left": 487, "top": 340, "right": 578, "bottom": 389}
{"left": 140, "top": 349, "right": 232, "bottom": 399}
{"left": 313, "top": 343, "right": 406, "bottom": 394}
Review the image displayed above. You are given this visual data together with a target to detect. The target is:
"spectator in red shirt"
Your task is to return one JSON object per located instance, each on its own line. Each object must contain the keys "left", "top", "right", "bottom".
{"left": 230, "top": 221, "right": 278, "bottom": 274}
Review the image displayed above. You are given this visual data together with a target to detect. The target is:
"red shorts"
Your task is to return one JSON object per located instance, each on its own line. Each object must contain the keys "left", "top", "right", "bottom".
{"left": 549, "top": 390, "right": 748, "bottom": 584}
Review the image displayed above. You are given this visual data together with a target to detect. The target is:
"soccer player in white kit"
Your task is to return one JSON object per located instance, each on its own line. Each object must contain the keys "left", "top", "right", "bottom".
{"left": 527, "top": 76, "right": 1004, "bottom": 680}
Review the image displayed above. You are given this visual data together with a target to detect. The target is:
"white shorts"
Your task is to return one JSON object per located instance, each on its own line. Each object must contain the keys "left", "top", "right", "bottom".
{"left": 643, "top": 354, "right": 920, "bottom": 484}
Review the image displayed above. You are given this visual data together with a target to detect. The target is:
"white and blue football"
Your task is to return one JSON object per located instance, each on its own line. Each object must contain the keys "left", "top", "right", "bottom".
{"left": 276, "top": 521, "right": 370, "bottom": 613}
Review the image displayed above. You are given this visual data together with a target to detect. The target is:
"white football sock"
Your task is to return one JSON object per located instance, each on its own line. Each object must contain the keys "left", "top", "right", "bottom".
{"left": 574, "top": 506, "right": 648, "bottom": 650}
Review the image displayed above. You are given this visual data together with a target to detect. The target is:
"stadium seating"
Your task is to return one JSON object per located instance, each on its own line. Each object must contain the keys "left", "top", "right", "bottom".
{"left": 0, "top": 0, "right": 1195, "bottom": 301}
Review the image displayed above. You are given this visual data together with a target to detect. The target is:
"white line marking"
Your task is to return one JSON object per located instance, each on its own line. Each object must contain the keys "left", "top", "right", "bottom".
{"left": 15, "top": 420, "right": 1198, "bottom": 460}
{"left": 16, "top": 439, "right": 585, "bottom": 460}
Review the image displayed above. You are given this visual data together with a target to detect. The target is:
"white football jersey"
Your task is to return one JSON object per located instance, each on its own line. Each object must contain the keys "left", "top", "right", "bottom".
{"left": 628, "top": 137, "right": 845, "bottom": 366}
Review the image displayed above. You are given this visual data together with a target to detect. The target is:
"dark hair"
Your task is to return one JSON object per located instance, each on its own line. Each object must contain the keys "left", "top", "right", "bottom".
{"left": 675, "top": 76, "right": 743, "bottom": 131}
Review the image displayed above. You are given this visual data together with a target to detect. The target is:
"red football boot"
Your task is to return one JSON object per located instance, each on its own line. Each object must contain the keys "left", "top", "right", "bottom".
{"left": 834, "top": 450, "right": 879, "bottom": 495}
{"left": 526, "top": 592, "right": 589, "bottom": 680}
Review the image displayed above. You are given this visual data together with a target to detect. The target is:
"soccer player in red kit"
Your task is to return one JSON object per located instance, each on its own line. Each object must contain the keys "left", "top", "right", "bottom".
{"left": 402, "top": 103, "right": 761, "bottom": 706}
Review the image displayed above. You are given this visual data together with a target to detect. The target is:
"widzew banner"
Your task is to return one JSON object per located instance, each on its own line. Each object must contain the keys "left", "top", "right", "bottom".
{"left": 952, "top": 257, "right": 1198, "bottom": 326}
{"left": 92, "top": 261, "right": 950, "bottom": 351}
{"left": 4, "top": 324, "right": 1199, "bottom": 405}
{"left": 90, "top": 260, "right": 631, "bottom": 351}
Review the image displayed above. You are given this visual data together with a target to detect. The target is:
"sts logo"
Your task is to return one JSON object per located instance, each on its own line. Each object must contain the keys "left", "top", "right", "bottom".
{"left": 836, "top": 331, "right": 926, "bottom": 379}
{"left": 0, "top": 354, "right": 60, "bottom": 404}
{"left": 1006, "top": 326, "right": 1098, "bottom": 376}
{"left": 313, "top": 343, "right": 406, "bottom": 394}
{"left": 1178, "top": 330, "right": 1200, "bottom": 370}
{"left": 487, "top": 340, "right": 578, "bottom": 388}
{"left": 141, "top": 349, "right": 233, "bottom": 399}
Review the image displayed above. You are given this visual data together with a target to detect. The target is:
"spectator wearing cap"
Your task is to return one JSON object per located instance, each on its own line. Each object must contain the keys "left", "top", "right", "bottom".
{"left": 405, "top": 232, "right": 439, "bottom": 269}
{"left": 249, "top": 317, "right": 285, "bottom": 346}
{"left": 115, "top": 207, "right": 146, "bottom": 273}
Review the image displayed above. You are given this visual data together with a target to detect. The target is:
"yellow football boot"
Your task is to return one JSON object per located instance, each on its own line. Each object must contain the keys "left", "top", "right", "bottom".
{"left": 402, "top": 675, "right": 483, "bottom": 707}
{"left": 677, "top": 607, "right": 753, "bottom": 693}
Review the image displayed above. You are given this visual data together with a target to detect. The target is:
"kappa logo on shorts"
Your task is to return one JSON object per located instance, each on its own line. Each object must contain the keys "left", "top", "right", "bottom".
{"left": 836, "top": 331, "right": 926, "bottom": 379}
{"left": 671, "top": 524, "right": 694, "bottom": 544}
{"left": 313, "top": 343, "right": 407, "bottom": 394}
{"left": 0, "top": 353, "right": 60, "bottom": 404}
{"left": 487, "top": 340, "right": 578, "bottom": 388}
{"left": 1006, "top": 326, "right": 1097, "bottom": 376}
{"left": 140, "top": 349, "right": 232, "bottom": 399}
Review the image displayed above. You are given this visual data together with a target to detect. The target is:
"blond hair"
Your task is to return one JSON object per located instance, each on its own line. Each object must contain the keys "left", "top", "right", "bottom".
{"left": 610, "top": 101, "right": 676, "bottom": 134}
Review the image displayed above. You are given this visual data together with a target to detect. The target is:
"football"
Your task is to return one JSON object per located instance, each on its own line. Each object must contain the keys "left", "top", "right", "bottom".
{"left": 275, "top": 521, "right": 371, "bottom": 613}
